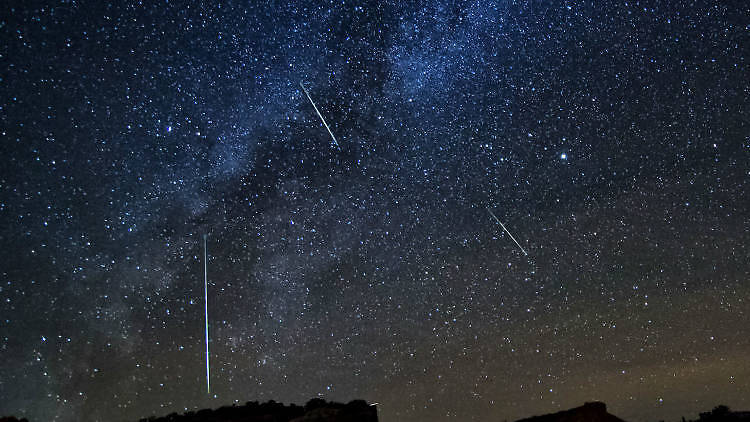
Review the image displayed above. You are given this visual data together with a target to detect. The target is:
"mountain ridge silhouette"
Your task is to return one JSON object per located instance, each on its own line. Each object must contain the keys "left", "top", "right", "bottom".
{"left": 137, "top": 398, "right": 377, "bottom": 422}
{"left": 2, "top": 400, "right": 750, "bottom": 421}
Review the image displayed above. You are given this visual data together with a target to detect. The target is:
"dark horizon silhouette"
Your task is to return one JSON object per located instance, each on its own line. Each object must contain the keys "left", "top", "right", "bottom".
{"left": 514, "top": 403, "right": 750, "bottom": 422}
{"left": 516, "top": 401, "right": 626, "bottom": 422}
{"left": 135, "top": 398, "right": 378, "bottom": 422}
{"left": 4, "top": 400, "right": 750, "bottom": 422}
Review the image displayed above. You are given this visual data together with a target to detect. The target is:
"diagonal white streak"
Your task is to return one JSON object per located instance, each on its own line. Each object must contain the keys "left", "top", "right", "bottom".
{"left": 299, "top": 81, "right": 340, "bottom": 148}
{"left": 203, "top": 234, "right": 210, "bottom": 395}
{"left": 487, "top": 208, "right": 528, "bottom": 256}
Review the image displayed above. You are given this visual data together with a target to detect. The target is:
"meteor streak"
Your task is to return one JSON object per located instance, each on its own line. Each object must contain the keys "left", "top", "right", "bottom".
{"left": 300, "top": 81, "right": 340, "bottom": 148}
{"left": 487, "top": 208, "right": 528, "bottom": 256}
{"left": 203, "top": 234, "right": 210, "bottom": 395}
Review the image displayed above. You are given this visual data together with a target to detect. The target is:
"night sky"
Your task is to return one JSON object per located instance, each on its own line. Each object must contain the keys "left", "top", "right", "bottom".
{"left": 1, "top": 1, "right": 748, "bottom": 421}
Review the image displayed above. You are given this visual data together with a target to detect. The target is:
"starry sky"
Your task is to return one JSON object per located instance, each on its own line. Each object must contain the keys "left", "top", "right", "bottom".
{"left": 1, "top": 1, "right": 748, "bottom": 421}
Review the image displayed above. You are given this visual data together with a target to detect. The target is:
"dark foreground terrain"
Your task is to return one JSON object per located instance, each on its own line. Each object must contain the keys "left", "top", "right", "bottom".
{"left": 517, "top": 402, "right": 626, "bottom": 422}
{"left": 138, "top": 398, "right": 377, "bottom": 422}
{"left": 2, "top": 401, "right": 749, "bottom": 422}
{"left": 518, "top": 403, "right": 750, "bottom": 422}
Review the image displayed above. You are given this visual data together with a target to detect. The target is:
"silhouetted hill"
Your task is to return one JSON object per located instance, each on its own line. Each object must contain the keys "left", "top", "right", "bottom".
{"left": 138, "top": 398, "right": 377, "bottom": 422}
{"left": 695, "top": 405, "right": 750, "bottom": 422}
{"left": 515, "top": 402, "right": 626, "bottom": 422}
{"left": 4, "top": 400, "right": 749, "bottom": 422}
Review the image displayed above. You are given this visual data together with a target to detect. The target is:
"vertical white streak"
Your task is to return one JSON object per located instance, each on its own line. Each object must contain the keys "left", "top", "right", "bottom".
{"left": 203, "top": 234, "right": 210, "bottom": 395}
{"left": 487, "top": 208, "right": 529, "bottom": 256}
{"left": 299, "top": 81, "right": 340, "bottom": 148}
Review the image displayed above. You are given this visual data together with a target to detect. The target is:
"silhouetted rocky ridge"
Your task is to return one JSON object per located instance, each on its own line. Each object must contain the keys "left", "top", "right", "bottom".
{"left": 515, "top": 402, "right": 626, "bottom": 422}
{"left": 137, "top": 398, "right": 377, "bottom": 422}
{"left": 3, "top": 400, "right": 749, "bottom": 422}
{"left": 513, "top": 403, "right": 750, "bottom": 422}
{"left": 695, "top": 406, "right": 750, "bottom": 422}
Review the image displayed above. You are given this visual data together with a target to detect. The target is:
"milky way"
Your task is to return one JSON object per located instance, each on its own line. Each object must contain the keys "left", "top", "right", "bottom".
{"left": 1, "top": 2, "right": 748, "bottom": 422}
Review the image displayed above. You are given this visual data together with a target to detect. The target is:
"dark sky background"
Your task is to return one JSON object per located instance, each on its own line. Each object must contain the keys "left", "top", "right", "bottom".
{"left": 1, "top": 1, "right": 748, "bottom": 421}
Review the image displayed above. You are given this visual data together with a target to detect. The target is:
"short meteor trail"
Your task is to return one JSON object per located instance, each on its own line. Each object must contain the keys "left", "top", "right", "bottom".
{"left": 299, "top": 81, "right": 340, "bottom": 148}
{"left": 203, "top": 234, "right": 210, "bottom": 395}
{"left": 487, "top": 208, "right": 528, "bottom": 256}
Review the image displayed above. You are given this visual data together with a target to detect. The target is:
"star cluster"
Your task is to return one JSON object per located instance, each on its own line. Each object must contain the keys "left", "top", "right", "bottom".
{"left": 1, "top": 1, "right": 748, "bottom": 421}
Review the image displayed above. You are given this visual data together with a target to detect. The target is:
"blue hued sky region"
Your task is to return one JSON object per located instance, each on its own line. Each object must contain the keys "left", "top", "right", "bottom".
{"left": 1, "top": 1, "right": 748, "bottom": 421}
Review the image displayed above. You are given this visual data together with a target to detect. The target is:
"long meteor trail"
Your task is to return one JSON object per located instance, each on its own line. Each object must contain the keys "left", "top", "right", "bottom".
{"left": 299, "top": 81, "right": 340, "bottom": 148}
{"left": 203, "top": 234, "right": 210, "bottom": 395}
{"left": 487, "top": 208, "right": 528, "bottom": 256}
